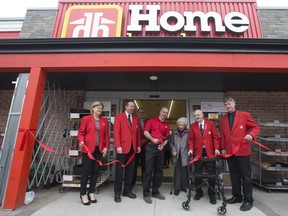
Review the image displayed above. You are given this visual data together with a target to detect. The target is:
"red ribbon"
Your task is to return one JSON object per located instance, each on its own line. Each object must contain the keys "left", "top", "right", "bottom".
{"left": 18, "top": 128, "right": 76, "bottom": 153}
{"left": 19, "top": 128, "right": 136, "bottom": 167}
{"left": 83, "top": 145, "right": 135, "bottom": 168}
{"left": 188, "top": 138, "right": 288, "bottom": 164}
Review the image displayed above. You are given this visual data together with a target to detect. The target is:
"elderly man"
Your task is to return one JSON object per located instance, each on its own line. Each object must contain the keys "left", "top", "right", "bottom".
{"left": 188, "top": 109, "right": 220, "bottom": 204}
{"left": 220, "top": 97, "right": 260, "bottom": 211}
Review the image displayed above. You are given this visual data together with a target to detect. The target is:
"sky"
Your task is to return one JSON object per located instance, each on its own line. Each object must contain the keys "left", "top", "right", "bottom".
{"left": 0, "top": 0, "right": 288, "bottom": 18}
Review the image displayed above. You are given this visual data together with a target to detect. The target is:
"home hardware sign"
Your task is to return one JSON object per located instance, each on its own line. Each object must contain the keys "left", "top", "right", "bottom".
{"left": 61, "top": 4, "right": 250, "bottom": 38}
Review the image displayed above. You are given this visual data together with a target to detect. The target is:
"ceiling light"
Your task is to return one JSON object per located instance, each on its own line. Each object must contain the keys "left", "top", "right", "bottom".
{"left": 134, "top": 100, "right": 139, "bottom": 109}
{"left": 168, "top": 100, "right": 174, "bottom": 118}
{"left": 149, "top": 75, "right": 158, "bottom": 81}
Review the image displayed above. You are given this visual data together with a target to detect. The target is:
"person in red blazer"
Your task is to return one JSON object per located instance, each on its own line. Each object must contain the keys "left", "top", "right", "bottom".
{"left": 188, "top": 109, "right": 220, "bottom": 204}
{"left": 113, "top": 100, "right": 141, "bottom": 203}
{"left": 78, "top": 101, "right": 110, "bottom": 205}
{"left": 220, "top": 97, "right": 260, "bottom": 212}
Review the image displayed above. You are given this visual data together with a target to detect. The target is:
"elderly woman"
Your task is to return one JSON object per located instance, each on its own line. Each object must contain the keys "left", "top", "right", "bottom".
{"left": 78, "top": 101, "right": 110, "bottom": 205}
{"left": 170, "top": 117, "right": 189, "bottom": 196}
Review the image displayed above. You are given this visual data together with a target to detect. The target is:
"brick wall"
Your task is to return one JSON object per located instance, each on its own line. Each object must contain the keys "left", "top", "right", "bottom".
{"left": 259, "top": 9, "right": 288, "bottom": 39}
{"left": 224, "top": 91, "right": 288, "bottom": 123}
{"left": 0, "top": 90, "right": 13, "bottom": 132}
{"left": 20, "top": 9, "right": 57, "bottom": 38}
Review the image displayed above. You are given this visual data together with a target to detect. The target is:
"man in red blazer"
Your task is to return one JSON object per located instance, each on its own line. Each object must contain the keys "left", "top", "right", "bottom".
{"left": 188, "top": 109, "right": 220, "bottom": 204}
{"left": 113, "top": 100, "right": 141, "bottom": 203}
{"left": 220, "top": 97, "right": 260, "bottom": 211}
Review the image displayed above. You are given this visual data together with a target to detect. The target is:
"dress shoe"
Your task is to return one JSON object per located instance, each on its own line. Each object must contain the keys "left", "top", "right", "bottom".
{"left": 114, "top": 194, "right": 121, "bottom": 203}
{"left": 143, "top": 195, "right": 152, "bottom": 204}
{"left": 174, "top": 189, "right": 180, "bottom": 196}
{"left": 88, "top": 193, "right": 97, "bottom": 203}
{"left": 122, "top": 192, "right": 137, "bottom": 199}
{"left": 194, "top": 193, "right": 203, "bottom": 200}
{"left": 226, "top": 196, "right": 242, "bottom": 204}
{"left": 210, "top": 197, "right": 217, "bottom": 205}
{"left": 80, "top": 195, "right": 91, "bottom": 206}
{"left": 181, "top": 188, "right": 187, "bottom": 193}
{"left": 151, "top": 193, "right": 165, "bottom": 200}
{"left": 240, "top": 202, "right": 253, "bottom": 211}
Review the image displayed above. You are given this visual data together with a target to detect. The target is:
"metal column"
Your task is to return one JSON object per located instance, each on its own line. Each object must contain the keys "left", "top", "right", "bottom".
{"left": 0, "top": 73, "right": 30, "bottom": 206}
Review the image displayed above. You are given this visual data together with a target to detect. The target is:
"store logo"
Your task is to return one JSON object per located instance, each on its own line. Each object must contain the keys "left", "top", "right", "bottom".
{"left": 61, "top": 5, "right": 123, "bottom": 37}
{"left": 127, "top": 5, "right": 249, "bottom": 34}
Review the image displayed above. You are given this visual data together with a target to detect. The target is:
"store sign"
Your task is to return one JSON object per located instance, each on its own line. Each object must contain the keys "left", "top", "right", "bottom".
{"left": 61, "top": 5, "right": 123, "bottom": 37}
{"left": 127, "top": 5, "right": 249, "bottom": 34}
{"left": 61, "top": 4, "right": 249, "bottom": 38}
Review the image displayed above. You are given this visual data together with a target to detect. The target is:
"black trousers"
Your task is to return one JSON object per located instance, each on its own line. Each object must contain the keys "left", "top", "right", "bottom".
{"left": 174, "top": 155, "right": 188, "bottom": 191}
{"left": 194, "top": 149, "right": 216, "bottom": 196}
{"left": 114, "top": 146, "right": 135, "bottom": 195}
{"left": 227, "top": 155, "right": 253, "bottom": 203}
{"left": 143, "top": 144, "right": 164, "bottom": 197}
{"left": 80, "top": 147, "right": 102, "bottom": 195}
{"left": 132, "top": 147, "right": 146, "bottom": 186}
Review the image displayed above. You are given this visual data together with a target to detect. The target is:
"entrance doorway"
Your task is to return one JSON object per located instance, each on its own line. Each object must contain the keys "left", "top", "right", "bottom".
{"left": 123, "top": 99, "right": 187, "bottom": 183}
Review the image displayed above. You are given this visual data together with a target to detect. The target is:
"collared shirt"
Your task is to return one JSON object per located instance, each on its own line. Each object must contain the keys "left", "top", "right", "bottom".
{"left": 198, "top": 120, "right": 205, "bottom": 148}
{"left": 140, "top": 118, "right": 145, "bottom": 130}
{"left": 228, "top": 110, "right": 236, "bottom": 130}
{"left": 125, "top": 111, "right": 132, "bottom": 125}
{"left": 144, "top": 117, "right": 170, "bottom": 140}
{"left": 198, "top": 120, "right": 205, "bottom": 131}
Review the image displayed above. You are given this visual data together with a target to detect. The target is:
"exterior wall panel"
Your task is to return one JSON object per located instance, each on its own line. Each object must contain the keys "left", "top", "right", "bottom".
{"left": 53, "top": 0, "right": 262, "bottom": 38}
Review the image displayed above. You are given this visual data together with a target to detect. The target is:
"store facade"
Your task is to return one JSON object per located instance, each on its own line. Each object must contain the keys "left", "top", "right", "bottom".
{"left": 0, "top": 0, "right": 288, "bottom": 210}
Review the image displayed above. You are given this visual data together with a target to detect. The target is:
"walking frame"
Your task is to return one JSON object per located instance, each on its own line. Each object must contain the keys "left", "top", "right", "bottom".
{"left": 182, "top": 156, "right": 227, "bottom": 215}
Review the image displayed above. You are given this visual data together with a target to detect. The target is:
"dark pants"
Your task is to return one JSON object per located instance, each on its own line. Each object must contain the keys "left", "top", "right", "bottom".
{"left": 114, "top": 146, "right": 135, "bottom": 195}
{"left": 164, "top": 149, "right": 171, "bottom": 166}
{"left": 132, "top": 147, "right": 146, "bottom": 186}
{"left": 227, "top": 155, "right": 253, "bottom": 203}
{"left": 174, "top": 155, "right": 188, "bottom": 191}
{"left": 80, "top": 147, "right": 102, "bottom": 195}
{"left": 194, "top": 149, "right": 216, "bottom": 196}
{"left": 143, "top": 144, "right": 164, "bottom": 197}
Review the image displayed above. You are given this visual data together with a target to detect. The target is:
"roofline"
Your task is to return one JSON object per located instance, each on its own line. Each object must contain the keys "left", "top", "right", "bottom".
{"left": 0, "top": 37, "right": 288, "bottom": 54}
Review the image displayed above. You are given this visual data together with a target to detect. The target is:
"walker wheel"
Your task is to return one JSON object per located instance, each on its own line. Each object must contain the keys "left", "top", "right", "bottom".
{"left": 182, "top": 201, "right": 190, "bottom": 210}
{"left": 59, "top": 187, "right": 66, "bottom": 193}
{"left": 217, "top": 206, "right": 226, "bottom": 215}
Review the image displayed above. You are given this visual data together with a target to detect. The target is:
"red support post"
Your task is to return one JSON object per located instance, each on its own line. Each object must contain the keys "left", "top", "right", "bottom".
{"left": 2, "top": 68, "right": 47, "bottom": 209}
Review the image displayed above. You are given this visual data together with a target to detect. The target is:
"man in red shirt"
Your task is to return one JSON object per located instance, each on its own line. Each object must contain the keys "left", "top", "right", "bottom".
{"left": 142, "top": 106, "right": 170, "bottom": 204}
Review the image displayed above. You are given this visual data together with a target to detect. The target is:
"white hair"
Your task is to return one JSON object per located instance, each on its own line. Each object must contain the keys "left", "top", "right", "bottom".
{"left": 177, "top": 117, "right": 187, "bottom": 126}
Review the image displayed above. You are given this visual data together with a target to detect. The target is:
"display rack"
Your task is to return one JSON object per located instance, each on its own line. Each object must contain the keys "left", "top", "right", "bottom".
{"left": 60, "top": 107, "right": 112, "bottom": 193}
{"left": 252, "top": 120, "right": 288, "bottom": 191}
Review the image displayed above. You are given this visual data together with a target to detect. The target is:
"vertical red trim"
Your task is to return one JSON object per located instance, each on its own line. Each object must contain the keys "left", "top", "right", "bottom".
{"left": 2, "top": 68, "right": 47, "bottom": 209}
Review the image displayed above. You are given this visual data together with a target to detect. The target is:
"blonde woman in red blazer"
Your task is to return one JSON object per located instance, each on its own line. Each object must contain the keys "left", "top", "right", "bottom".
{"left": 188, "top": 109, "right": 220, "bottom": 204}
{"left": 220, "top": 97, "right": 260, "bottom": 212}
{"left": 113, "top": 100, "right": 141, "bottom": 203}
{"left": 78, "top": 101, "right": 110, "bottom": 205}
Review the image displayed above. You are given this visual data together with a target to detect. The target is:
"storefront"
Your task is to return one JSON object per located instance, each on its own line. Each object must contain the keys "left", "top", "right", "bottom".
{"left": 0, "top": 0, "right": 288, "bottom": 210}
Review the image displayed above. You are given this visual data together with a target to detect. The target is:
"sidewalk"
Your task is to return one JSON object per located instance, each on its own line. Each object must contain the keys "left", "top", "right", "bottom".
{"left": 1, "top": 182, "right": 284, "bottom": 216}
